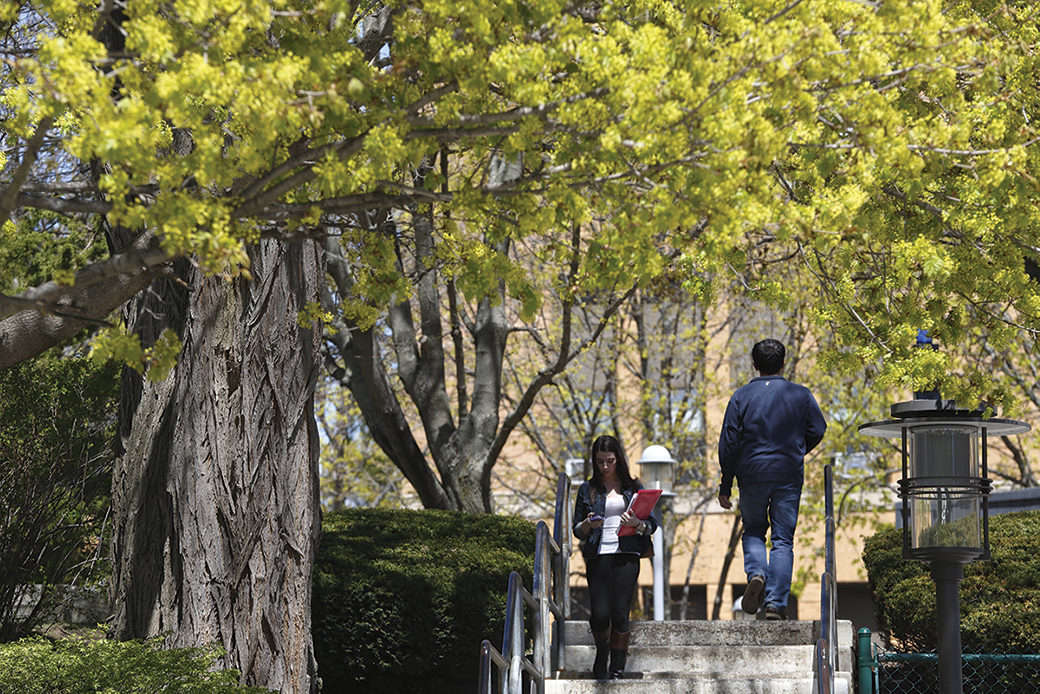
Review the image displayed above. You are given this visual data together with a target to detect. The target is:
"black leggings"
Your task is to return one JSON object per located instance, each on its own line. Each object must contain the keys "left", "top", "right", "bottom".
{"left": 586, "top": 553, "right": 640, "bottom": 633}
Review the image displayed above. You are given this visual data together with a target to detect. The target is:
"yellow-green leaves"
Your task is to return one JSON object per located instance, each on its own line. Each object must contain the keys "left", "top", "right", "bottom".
{"left": 5, "top": 0, "right": 1040, "bottom": 406}
{"left": 90, "top": 326, "right": 183, "bottom": 382}
{"left": 297, "top": 302, "right": 334, "bottom": 330}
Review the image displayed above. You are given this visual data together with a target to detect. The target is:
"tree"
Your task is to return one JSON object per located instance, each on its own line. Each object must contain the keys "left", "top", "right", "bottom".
{"left": 323, "top": 211, "right": 640, "bottom": 512}
{"left": 3, "top": 0, "right": 1040, "bottom": 689}
{"left": 966, "top": 332, "right": 1040, "bottom": 486}
{"left": 0, "top": 210, "right": 119, "bottom": 642}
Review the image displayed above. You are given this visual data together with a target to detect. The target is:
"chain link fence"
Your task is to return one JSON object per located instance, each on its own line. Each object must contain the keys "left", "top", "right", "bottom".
{"left": 872, "top": 646, "right": 1040, "bottom": 693}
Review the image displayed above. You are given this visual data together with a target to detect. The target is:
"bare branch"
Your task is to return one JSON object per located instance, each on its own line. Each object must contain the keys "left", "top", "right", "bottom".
{"left": 406, "top": 87, "right": 611, "bottom": 128}
{"left": 489, "top": 280, "right": 639, "bottom": 465}
{"left": 3, "top": 192, "right": 113, "bottom": 215}
{"left": 907, "top": 137, "right": 1040, "bottom": 156}
{"left": 0, "top": 117, "right": 55, "bottom": 229}
{"left": 405, "top": 80, "right": 460, "bottom": 117}
{"left": 764, "top": 0, "right": 805, "bottom": 24}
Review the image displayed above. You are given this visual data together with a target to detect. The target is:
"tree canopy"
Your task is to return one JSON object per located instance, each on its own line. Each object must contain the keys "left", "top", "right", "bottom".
{"left": 2, "top": 0, "right": 1037, "bottom": 405}
{"left": 4, "top": 0, "right": 1039, "bottom": 522}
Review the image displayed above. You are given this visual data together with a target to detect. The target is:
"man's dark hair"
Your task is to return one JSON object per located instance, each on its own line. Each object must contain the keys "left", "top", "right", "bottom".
{"left": 752, "top": 339, "right": 785, "bottom": 375}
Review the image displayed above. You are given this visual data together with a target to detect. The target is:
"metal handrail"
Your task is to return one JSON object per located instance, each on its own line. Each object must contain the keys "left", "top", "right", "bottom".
{"left": 815, "top": 638, "right": 832, "bottom": 694}
{"left": 478, "top": 472, "right": 572, "bottom": 694}
{"left": 552, "top": 471, "right": 572, "bottom": 626}
{"left": 814, "top": 464, "right": 838, "bottom": 694}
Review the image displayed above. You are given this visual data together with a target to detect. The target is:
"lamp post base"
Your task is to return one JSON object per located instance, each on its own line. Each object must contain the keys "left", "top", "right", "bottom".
{"left": 931, "top": 560, "right": 965, "bottom": 694}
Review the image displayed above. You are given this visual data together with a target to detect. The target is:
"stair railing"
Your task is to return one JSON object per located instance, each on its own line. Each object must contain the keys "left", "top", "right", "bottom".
{"left": 813, "top": 464, "right": 838, "bottom": 694}
{"left": 478, "top": 472, "right": 572, "bottom": 694}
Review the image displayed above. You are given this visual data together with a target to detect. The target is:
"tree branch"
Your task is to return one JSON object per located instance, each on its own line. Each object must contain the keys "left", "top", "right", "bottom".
{"left": 488, "top": 279, "right": 639, "bottom": 467}
{"left": 322, "top": 237, "right": 453, "bottom": 510}
{"left": 0, "top": 117, "right": 55, "bottom": 229}
{"left": 0, "top": 230, "right": 170, "bottom": 322}
{"left": 0, "top": 268, "right": 156, "bottom": 370}
{"left": 3, "top": 192, "right": 113, "bottom": 215}
{"left": 410, "top": 166, "right": 456, "bottom": 465}
{"left": 405, "top": 87, "right": 611, "bottom": 129}
{"left": 999, "top": 435, "right": 1037, "bottom": 488}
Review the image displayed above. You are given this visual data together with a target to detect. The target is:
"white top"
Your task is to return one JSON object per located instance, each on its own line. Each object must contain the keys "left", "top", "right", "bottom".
{"left": 598, "top": 492, "right": 627, "bottom": 555}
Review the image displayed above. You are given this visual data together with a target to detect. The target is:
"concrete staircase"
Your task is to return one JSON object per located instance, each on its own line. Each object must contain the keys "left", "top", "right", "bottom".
{"left": 545, "top": 619, "right": 855, "bottom": 694}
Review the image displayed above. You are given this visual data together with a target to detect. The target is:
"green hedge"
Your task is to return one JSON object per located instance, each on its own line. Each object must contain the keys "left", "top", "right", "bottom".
{"left": 312, "top": 508, "right": 537, "bottom": 694}
{"left": 863, "top": 510, "right": 1040, "bottom": 651}
{"left": 0, "top": 633, "right": 271, "bottom": 694}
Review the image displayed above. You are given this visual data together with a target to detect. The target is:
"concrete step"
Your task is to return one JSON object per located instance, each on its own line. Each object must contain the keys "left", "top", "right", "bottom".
{"left": 550, "top": 620, "right": 855, "bottom": 694}
{"left": 562, "top": 620, "right": 855, "bottom": 672}
{"left": 563, "top": 619, "right": 852, "bottom": 647}
{"left": 545, "top": 675, "right": 851, "bottom": 694}
{"left": 563, "top": 644, "right": 816, "bottom": 676}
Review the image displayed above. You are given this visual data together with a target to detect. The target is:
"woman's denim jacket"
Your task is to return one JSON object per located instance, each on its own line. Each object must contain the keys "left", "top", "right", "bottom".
{"left": 572, "top": 480, "right": 658, "bottom": 561}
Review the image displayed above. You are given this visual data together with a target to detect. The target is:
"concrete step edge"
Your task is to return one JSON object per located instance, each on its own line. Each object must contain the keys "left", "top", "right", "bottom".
{"left": 555, "top": 672, "right": 850, "bottom": 681}
{"left": 562, "top": 619, "right": 855, "bottom": 647}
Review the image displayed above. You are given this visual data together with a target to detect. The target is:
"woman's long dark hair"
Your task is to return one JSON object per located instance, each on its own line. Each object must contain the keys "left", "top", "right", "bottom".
{"left": 588, "top": 435, "right": 639, "bottom": 497}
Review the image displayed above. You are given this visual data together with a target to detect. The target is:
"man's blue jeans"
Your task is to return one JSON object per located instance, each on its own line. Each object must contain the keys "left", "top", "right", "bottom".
{"left": 738, "top": 479, "right": 802, "bottom": 612}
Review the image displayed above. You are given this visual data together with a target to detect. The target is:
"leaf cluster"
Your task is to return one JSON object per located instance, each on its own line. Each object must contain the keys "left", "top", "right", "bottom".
{"left": 0, "top": 214, "right": 105, "bottom": 294}
{"left": 4, "top": 0, "right": 1040, "bottom": 404}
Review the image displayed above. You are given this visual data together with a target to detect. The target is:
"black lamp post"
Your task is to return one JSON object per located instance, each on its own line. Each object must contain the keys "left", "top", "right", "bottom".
{"left": 860, "top": 398, "right": 1029, "bottom": 693}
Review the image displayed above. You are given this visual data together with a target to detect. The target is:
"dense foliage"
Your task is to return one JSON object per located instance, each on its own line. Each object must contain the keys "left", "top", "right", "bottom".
{"left": 2, "top": 0, "right": 1038, "bottom": 405}
{"left": 0, "top": 357, "right": 119, "bottom": 641}
{"left": 0, "top": 633, "right": 273, "bottom": 694}
{"left": 312, "top": 508, "right": 537, "bottom": 693}
{"left": 863, "top": 510, "right": 1040, "bottom": 652}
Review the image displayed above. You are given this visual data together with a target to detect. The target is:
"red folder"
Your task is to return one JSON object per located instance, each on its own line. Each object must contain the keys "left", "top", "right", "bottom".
{"left": 617, "top": 488, "right": 662, "bottom": 536}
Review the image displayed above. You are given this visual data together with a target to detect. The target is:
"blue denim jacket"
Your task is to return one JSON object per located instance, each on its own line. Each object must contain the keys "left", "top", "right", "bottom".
{"left": 572, "top": 480, "right": 657, "bottom": 560}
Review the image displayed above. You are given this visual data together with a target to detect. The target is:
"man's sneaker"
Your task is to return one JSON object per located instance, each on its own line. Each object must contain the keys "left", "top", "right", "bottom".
{"left": 764, "top": 606, "right": 788, "bottom": 621}
{"left": 741, "top": 574, "right": 765, "bottom": 614}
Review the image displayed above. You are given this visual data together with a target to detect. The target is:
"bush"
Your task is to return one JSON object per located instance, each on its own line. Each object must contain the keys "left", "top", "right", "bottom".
{"left": 0, "top": 357, "right": 119, "bottom": 640}
{"left": 0, "top": 633, "right": 272, "bottom": 694}
{"left": 863, "top": 510, "right": 1040, "bottom": 651}
{"left": 313, "top": 508, "right": 537, "bottom": 694}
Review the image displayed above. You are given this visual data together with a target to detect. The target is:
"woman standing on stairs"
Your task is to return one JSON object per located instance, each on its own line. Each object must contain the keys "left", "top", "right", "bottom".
{"left": 572, "top": 435, "right": 657, "bottom": 680}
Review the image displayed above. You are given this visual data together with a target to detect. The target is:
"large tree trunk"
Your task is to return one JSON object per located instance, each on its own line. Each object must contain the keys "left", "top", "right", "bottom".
{"left": 110, "top": 238, "right": 324, "bottom": 694}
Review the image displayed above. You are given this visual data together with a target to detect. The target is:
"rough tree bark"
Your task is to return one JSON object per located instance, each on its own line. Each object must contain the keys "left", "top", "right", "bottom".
{"left": 109, "top": 238, "right": 324, "bottom": 694}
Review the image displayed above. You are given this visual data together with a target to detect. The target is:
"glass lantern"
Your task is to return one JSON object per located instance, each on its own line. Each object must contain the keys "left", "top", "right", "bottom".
{"left": 860, "top": 400, "right": 1029, "bottom": 563}
{"left": 636, "top": 445, "right": 676, "bottom": 497}
{"left": 904, "top": 424, "right": 985, "bottom": 558}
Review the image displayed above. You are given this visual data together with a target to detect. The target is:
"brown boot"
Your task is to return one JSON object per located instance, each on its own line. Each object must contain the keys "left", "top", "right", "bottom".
{"left": 609, "top": 629, "right": 630, "bottom": 680}
{"left": 592, "top": 629, "right": 610, "bottom": 679}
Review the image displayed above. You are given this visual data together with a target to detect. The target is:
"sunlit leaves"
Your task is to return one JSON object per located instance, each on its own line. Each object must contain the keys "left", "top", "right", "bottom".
{"left": 0, "top": 213, "right": 106, "bottom": 292}
{"left": 4, "top": 0, "right": 1039, "bottom": 406}
{"left": 89, "top": 326, "right": 182, "bottom": 382}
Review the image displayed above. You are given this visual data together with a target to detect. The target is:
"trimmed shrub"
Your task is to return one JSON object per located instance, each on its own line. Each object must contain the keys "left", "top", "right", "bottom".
{"left": 863, "top": 510, "right": 1040, "bottom": 651}
{"left": 313, "top": 508, "right": 537, "bottom": 694}
{"left": 0, "top": 633, "right": 272, "bottom": 694}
